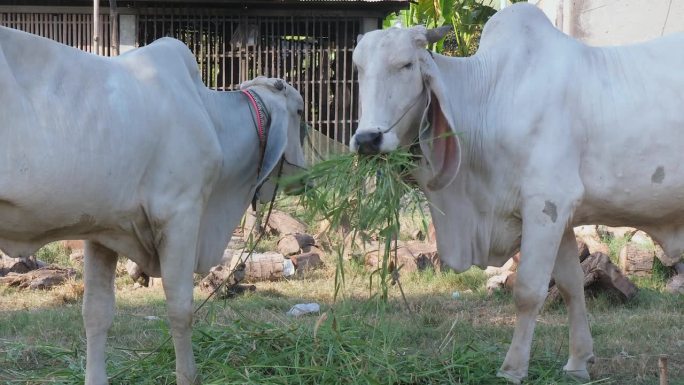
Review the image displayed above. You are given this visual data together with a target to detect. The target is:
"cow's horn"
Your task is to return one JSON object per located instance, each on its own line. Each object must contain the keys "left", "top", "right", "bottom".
{"left": 426, "top": 25, "right": 452, "bottom": 44}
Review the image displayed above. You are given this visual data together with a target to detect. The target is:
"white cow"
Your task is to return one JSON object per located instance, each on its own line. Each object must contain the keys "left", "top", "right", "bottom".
{"left": 351, "top": 3, "right": 684, "bottom": 383}
{"left": 0, "top": 26, "right": 307, "bottom": 384}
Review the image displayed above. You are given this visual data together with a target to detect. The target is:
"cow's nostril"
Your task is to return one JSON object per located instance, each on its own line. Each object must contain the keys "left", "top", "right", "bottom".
{"left": 355, "top": 131, "right": 383, "bottom": 154}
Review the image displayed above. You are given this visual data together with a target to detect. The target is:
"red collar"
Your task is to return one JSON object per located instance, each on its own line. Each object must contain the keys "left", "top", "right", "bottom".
{"left": 241, "top": 89, "right": 266, "bottom": 147}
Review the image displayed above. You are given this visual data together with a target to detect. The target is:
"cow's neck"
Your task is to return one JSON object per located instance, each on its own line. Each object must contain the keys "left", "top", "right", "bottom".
{"left": 202, "top": 89, "right": 262, "bottom": 192}
{"left": 417, "top": 53, "right": 518, "bottom": 270}
{"left": 432, "top": 53, "right": 491, "bottom": 141}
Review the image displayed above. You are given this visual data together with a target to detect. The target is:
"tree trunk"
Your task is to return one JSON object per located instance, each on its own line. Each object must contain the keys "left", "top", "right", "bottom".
{"left": 548, "top": 252, "right": 637, "bottom": 303}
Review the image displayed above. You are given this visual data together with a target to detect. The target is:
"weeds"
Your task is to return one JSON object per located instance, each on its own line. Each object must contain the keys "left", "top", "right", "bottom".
{"left": 288, "top": 150, "right": 427, "bottom": 303}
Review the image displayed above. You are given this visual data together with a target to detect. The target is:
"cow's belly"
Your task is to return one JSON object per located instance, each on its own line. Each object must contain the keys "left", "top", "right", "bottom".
{"left": 0, "top": 202, "right": 160, "bottom": 275}
{"left": 0, "top": 199, "right": 123, "bottom": 256}
{"left": 575, "top": 173, "right": 684, "bottom": 227}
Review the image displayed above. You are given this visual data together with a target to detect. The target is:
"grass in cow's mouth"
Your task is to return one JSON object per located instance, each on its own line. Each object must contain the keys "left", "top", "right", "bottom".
{"left": 283, "top": 149, "right": 428, "bottom": 302}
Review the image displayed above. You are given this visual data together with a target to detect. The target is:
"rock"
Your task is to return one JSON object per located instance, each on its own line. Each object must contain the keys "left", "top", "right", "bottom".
{"left": 69, "top": 251, "right": 84, "bottom": 267}
{"left": 365, "top": 241, "right": 440, "bottom": 273}
{"left": 597, "top": 226, "right": 637, "bottom": 239}
{"left": 344, "top": 232, "right": 380, "bottom": 261}
{"left": 244, "top": 252, "right": 286, "bottom": 282}
{"left": 486, "top": 271, "right": 515, "bottom": 294}
{"left": 125, "top": 260, "right": 149, "bottom": 287}
{"left": 411, "top": 228, "right": 425, "bottom": 241}
{"left": 576, "top": 240, "right": 591, "bottom": 262}
{"left": 665, "top": 274, "right": 684, "bottom": 295}
{"left": 0, "top": 254, "right": 42, "bottom": 276}
{"left": 227, "top": 235, "right": 245, "bottom": 251}
{"left": 291, "top": 252, "right": 324, "bottom": 272}
{"left": 60, "top": 240, "right": 84, "bottom": 252}
{"left": 548, "top": 252, "right": 637, "bottom": 303}
{"left": 0, "top": 266, "right": 77, "bottom": 290}
{"left": 574, "top": 225, "right": 610, "bottom": 255}
{"left": 277, "top": 233, "right": 316, "bottom": 256}
{"left": 243, "top": 210, "right": 307, "bottom": 240}
{"left": 619, "top": 243, "right": 654, "bottom": 276}
{"left": 199, "top": 263, "right": 248, "bottom": 296}
{"left": 317, "top": 219, "right": 332, "bottom": 236}
{"left": 427, "top": 221, "right": 436, "bottom": 244}
{"left": 655, "top": 244, "right": 682, "bottom": 267}
{"left": 630, "top": 230, "right": 653, "bottom": 245}
{"left": 484, "top": 256, "right": 518, "bottom": 277}
{"left": 219, "top": 247, "right": 234, "bottom": 266}
{"left": 220, "top": 234, "right": 249, "bottom": 267}
{"left": 675, "top": 262, "right": 684, "bottom": 275}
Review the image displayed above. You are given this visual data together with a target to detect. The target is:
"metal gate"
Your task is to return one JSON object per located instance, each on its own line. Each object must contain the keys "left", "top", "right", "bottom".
{"left": 138, "top": 8, "right": 359, "bottom": 161}
{"left": 0, "top": 10, "right": 112, "bottom": 56}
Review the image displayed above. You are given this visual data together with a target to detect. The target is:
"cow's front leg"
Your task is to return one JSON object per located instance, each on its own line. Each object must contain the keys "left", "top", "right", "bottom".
{"left": 553, "top": 228, "right": 594, "bottom": 380}
{"left": 159, "top": 211, "right": 201, "bottom": 385}
{"left": 82, "top": 241, "right": 118, "bottom": 385}
{"left": 497, "top": 195, "right": 580, "bottom": 384}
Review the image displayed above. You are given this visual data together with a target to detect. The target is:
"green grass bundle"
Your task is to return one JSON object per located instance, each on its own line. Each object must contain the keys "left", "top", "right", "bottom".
{"left": 286, "top": 150, "right": 427, "bottom": 301}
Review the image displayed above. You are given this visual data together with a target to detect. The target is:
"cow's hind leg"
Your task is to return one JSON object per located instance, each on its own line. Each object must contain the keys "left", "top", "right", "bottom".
{"left": 82, "top": 241, "right": 118, "bottom": 385}
{"left": 553, "top": 229, "right": 594, "bottom": 380}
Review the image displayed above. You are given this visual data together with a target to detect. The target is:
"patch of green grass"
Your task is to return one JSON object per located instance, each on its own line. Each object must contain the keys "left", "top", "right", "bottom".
{"left": 34, "top": 242, "right": 71, "bottom": 267}
{"left": 604, "top": 235, "right": 629, "bottom": 264}
{"left": 0, "top": 297, "right": 582, "bottom": 385}
{"left": 1, "top": 268, "right": 682, "bottom": 385}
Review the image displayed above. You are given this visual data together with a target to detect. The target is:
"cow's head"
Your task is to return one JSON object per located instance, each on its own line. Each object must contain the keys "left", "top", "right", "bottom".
{"left": 351, "top": 26, "right": 460, "bottom": 191}
{"left": 240, "top": 77, "right": 308, "bottom": 199}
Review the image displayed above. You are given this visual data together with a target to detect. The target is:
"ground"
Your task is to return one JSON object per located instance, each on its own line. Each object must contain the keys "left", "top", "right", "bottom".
{"left": 0, "top": 235, "right": 682, "bottom": 384}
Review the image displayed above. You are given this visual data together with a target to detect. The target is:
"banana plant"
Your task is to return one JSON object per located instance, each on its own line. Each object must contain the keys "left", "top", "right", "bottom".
{"left": 384, "top": 0, "right": 499, "bottom": 56}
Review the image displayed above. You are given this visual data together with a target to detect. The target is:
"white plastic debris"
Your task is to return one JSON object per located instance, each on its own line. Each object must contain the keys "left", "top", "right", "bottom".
{"left": 286, "top": 303, "right": 320, "bottom": 317}
{"left": 143, "top": 316, "right": 161, "bottom": 321}
{"left": 451, "top": 291, "right": 461, "bottom": 299}
{"left": 283, "top": 258, "right": 295, "bottom": 277}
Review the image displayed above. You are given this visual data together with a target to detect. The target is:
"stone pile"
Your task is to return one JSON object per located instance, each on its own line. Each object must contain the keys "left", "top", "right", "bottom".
{"left": 485, "top": 225, "right": 684, "bottom": 298}
{"left": 0, "top": 253, "right": 75, "bottom": 290}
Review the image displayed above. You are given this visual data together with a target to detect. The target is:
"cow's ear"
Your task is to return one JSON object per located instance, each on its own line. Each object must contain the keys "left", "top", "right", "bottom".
{"left": 257, "top": 102, "right": 288, "bottom": 187}
{"left": 419, "top": 55, "right": 461, "bottom": 191}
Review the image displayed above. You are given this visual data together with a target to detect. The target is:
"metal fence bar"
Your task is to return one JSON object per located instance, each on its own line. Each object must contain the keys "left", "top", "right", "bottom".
{"left": 0, "top": 7, "right": 361, "bottom": 161}
{"left": 134, "top": 8, "right": 361, "bottom": 161}
{"left": 0, "top": 11, "right": 111, "bottom": 55}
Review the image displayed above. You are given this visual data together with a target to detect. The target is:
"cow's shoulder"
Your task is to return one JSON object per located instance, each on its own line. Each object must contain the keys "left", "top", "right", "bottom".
{"left": 478, "top": 3, "right": 571, "bottom": 54}
{"left": 118, "top": 37, "right": 202, "bottom": 87}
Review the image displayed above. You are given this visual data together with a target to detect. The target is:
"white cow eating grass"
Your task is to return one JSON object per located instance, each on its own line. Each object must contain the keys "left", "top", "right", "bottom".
{"left": 0, "top": 26, "right": 307, "bottom": 385}
{"left": 351, "top": 3, "right": 683, "bottom": 383}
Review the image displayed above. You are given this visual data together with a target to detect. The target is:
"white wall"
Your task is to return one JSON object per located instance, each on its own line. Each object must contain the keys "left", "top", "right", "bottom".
{"left": 119, "top": 14, "right": 136, "bottom": 54}
{"left": 531, "top": 0, "right": 684, "bottom": 46}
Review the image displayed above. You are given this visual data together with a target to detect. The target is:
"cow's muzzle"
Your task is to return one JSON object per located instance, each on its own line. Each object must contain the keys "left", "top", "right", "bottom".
{"left": 353, "top": 131, "right": 383, "bottom": 155}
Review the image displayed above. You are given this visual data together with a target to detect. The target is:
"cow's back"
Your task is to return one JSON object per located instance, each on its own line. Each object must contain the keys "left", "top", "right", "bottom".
{"left": 559, "top": 34, "right": 684, "bottom": 225}
{"left": 478, "top": 5, "right": 684, "bottom": 229}
{"left": 0, "top": 29, "right": 219, "bottom": 257}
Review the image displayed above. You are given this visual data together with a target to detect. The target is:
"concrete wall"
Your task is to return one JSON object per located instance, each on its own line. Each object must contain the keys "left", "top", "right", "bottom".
{"left": 531, "top": 0, "right": 684, "bottom": 46}
{"left": 119, "top": 14, "right": 137, "bottom": 54}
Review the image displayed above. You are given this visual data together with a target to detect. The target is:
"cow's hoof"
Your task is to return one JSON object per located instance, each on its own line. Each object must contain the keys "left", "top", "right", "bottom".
{"left": 496, "top": 370, "right": 523, "bottom": 384}
{"left": 563, "top": 368, "right": 590, "bottom": 382}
